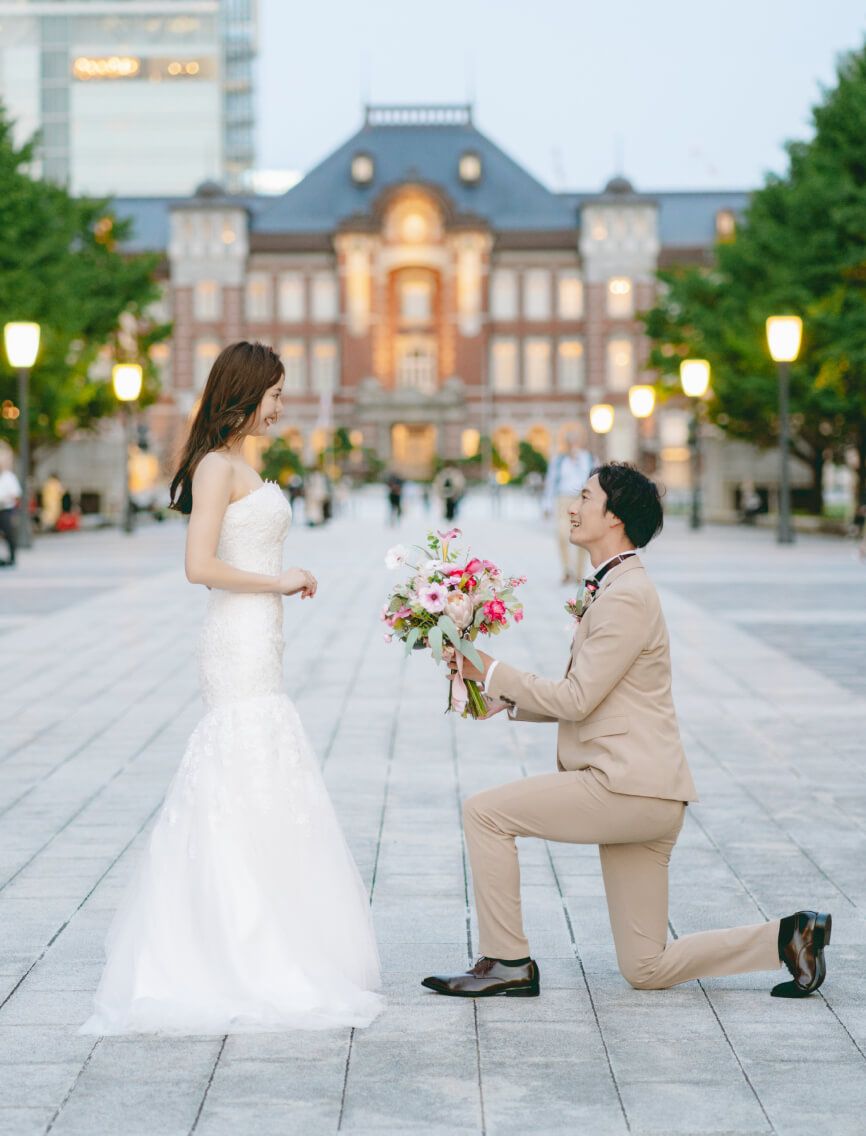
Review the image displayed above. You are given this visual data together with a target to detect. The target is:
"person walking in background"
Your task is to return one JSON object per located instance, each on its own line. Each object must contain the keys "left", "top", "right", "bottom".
{"left": 386, "top": 472, "right": 404, "bottom": 526}
{"left": 0, "top": 441, "right": 21, "bottom": 567}
{"left": 433, "top": 464, "right": 465, "bottom": 522}
{"left": 40, "top": 472, "right": 64, "bottom": 531}
{"left": 543, "top": 429, "right": 595, "bottom": 584}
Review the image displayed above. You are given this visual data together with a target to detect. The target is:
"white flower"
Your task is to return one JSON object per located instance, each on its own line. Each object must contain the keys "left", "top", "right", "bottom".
{"left": 385, "top": 544, "right": 409, "bottom": 570}
{"left": 445, "top": 592, "right": 474, "bottom": 630}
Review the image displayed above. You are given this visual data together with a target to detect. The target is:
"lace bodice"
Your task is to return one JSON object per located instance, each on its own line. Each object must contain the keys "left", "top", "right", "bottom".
{"left": 216, "top": 481, "right": 292, "bottom": 575}
{"left": 199, "top": 482, "right": 292, "bottom": 709}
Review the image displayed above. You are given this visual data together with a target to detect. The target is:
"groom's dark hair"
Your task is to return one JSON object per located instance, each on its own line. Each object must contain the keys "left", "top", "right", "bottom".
{"left": 592, "top": 463, "right": 664, "bottom": 548}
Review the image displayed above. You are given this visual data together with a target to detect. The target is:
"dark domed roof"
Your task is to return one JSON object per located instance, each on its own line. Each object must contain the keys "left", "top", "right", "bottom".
{"left": 195, "top": 179, "right": 225, "bottom": 198}
{"left": 603, "top": 175, "right": 636, "bottom": 195}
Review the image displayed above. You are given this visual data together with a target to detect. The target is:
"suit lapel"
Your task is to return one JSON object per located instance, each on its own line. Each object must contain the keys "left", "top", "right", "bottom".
{"left": 565, "top": 557, "right": 644, "bottom": 676}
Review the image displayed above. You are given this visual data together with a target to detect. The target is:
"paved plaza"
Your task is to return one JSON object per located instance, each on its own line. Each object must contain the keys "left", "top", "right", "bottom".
{"left": 0, "top": 491, "right": 865, "bottom": 1135}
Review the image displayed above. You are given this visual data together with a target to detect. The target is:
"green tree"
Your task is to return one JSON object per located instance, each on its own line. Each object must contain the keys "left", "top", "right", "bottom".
{"left": 260, "top": 437, "right": 304, "bottom": 484}
{"left": 0, "top": 105, "right": 168, "bottom": 461}
{"left": 643, "top": 42, "right": 866, "bottom": 512}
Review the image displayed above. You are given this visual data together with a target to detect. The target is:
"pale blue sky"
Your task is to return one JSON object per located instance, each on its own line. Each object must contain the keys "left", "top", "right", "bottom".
{"left": 256, "top": 0, "right": 865, "bottom": 192}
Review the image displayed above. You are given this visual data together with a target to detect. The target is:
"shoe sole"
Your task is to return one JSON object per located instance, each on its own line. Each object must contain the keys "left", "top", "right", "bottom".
{"left": 421, "top": 981, "right": 540, "bottom": 998}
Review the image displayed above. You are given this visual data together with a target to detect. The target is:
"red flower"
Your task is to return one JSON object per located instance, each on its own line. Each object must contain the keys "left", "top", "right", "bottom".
{"left": 465, "top": 557, "right": 484, "bottom": 575}
{"left": 483, "top": 599, "right": 507, "bottom": 624}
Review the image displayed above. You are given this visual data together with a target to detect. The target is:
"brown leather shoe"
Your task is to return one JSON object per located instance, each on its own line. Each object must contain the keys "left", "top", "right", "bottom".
{"left": 771, "top": 910, "right": 832, "bottom": 998}
{"left": 422, "top": 957, "right": 540, "bottom": 998}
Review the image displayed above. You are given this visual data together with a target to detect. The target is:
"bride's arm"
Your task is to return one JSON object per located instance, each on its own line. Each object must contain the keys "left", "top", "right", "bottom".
{"left": 185, "top": 455, "right": 314, "bottom": 596}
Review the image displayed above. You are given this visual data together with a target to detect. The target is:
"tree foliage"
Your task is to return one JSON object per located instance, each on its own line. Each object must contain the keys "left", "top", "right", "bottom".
{"left": 0, "top": 105, "right": 168, "bottom": 458}
{"left": 643, "top": 42, "right": 866, "bottom": 509}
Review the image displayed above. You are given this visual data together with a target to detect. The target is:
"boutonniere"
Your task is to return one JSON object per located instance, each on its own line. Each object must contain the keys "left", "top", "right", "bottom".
{"left": 565, "top": 580, "right": 599, "bottom": 623}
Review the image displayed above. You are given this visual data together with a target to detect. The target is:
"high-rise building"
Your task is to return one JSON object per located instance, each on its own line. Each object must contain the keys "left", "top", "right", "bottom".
{"left": 0, "top": 0, "right": 256, "bottom": 196}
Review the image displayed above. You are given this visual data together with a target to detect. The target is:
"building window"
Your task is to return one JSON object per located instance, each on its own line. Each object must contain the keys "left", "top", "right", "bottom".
{"left": 490, "top": 337, "right": 518, "bottom": 392}
{"left": 606, "top": 277, "right": 634, "bottom": 319}
{"left": 523, "top": 269, "right": 551, "bottom": 320}
{"left": 459, "top": 152, "right": 482, "bottom": 184}
{"left": 399, "top": 279, "right": 433, "bottom": 324}
{"left": 311, "top": 273, "right": 338, "bottom": 322}
{"left": 311, "top": 338, "right": 338, "bottom": 394}
{"left": 492, "top": 426, "right": 519, "bottom": 470}
{"left": 523, "top": 338, "right": 552, "bottom": 392}
{"left": 194, "top": 339, "right": 221, "bottom": 390}
{"left": 246, "top": 273, "right": 272, "bottom": 322}
{"left": 396, "top": 338, "right": 437, "bottom": 394}
{"left": 557, "top": 270, "right": 583, "bottom": 319}
{"left": 278, "top": 273, "right": 305, "bottom": 322}
{"left": 351, "top": 152, "right": 374, "bottom": 185}
{"left": 558, "top": 339, "right": 585, "bottom": 391}
{"left": 606, "top": 338, "right": 634, "bottom": 390}
{"left": 490, "top": 269, "right": 518, "bottom": 320}
{"left": 193, "top": 280, "right": 222, "bottom": 322}
{"left": 526, "top": 425, "right": 550, "bottom": 459}
{"left": 716, "top": 209, "right": 736, "bottom": 240}
{"left": 279, "top": 339, "right": 305, "bottom": 393}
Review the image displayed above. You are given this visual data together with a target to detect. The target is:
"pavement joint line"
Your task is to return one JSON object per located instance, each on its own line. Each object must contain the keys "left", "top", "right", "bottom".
{"left": 0, "top": 685, "right": 200, "bottom": 896}
{"left": 450, "top": 714, "right": 487, "bottom": 1135}
{"left": 2, "top": 598, "right": 184, "bottom": 707}
{"left": 690, "top": 738, "right": 859, "bottom": 910}
{"left": 188, "top": 1034, "right": 227, "bottom": 1135}
{"left": 0, "top": 648, "right": 195, "bottom": 823}
{"left": 337, "top": 649, "right": 404, "bottom": 1132}
{"left": 0, "top": 795, "right": 163, "bottom": 1016}
{"left": 521, "top": 758, "right": 632, "bottom": 1136}
{"left": 44, "top": 1038, "right": 101, "bottom": 1134}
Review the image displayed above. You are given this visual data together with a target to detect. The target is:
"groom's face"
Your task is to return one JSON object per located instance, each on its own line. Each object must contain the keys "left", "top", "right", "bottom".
{"left": 568, "top": 475, "right": 615, "bottom": 548}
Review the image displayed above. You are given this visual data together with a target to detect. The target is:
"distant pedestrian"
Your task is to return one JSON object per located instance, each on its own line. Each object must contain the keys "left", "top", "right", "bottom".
{"left": 739, "top": 480, "right": 762, "bottom": 525}
{"left": 543, "top": 429, "right": 595, "bottom": 584}
{"left": 41, "top": 472, "right": 63, "bottom": 531}
{"left": 0, "top": 441, "right": 21, "bottom": 567}
{"left": 386, "top": 472, "right": 404, "bottom": 526}
{"left": 433, "top": 465, "right": 465, "bottom": 522}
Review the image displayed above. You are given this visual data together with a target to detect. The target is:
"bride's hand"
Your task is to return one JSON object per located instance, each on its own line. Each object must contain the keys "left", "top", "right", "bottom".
{"left": 276, "top": 568, "right": 318, "bottom": 598}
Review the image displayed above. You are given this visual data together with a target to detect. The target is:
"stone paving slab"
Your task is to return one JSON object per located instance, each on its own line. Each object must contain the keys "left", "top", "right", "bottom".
{"left": 1, "top": 492, "right": 865, "bottom": 1134}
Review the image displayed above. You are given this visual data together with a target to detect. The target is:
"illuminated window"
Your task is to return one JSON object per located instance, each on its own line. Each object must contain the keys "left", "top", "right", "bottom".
{"left": 351, "top": 153, "right": 374, "bottom": 185}
{"left": 490, "top": 337, "right": 518, "bottom": 392}
{"left": 523, "top": 270, "right": 551, "bottom": 320}
{"left": 193, "top": 280, "right": 221, "bottom": 322}
{"left": 557, "top": 271, "right": 583, "bottom": 319}
{"left": 557, "top": 339, "right": 585, "bottom": 391}
{"left": 312, "top": 338, "right": 338, "bottom": 393}
{"left": 246, "top": 274, "right": 272, "bottom": 322}
{"left": 461, "top": 428, "right": 480, "bottom": 457}
{"left": 490, "top": 269, "right": 518, "bottom": 320}
{"left": 279, "top": 339, "right": 305, "bottom": 393}
{"left": 606, "top": 277, "right": 633, "bottom": 319}
{"left": 400, "top": 279, "right": 433, "bottom": 324}
{"left": 278, "top": 273, "right": 305, "bottom": 322}
{"left": 194, "top": 339, "right": 220, "bottom": 390}
{"left": 459, "top": 152, "right": 482, "bottom": 183}
{"left": 400, "top": 212, "right": 428, "bottom": 243}
{"left": 606, "top": 338, "right": 634, "bottom": 390}
{"left": 311, "top": 273, "right": 338, "bottom": 322}
{"left": 523, "top": 338, "right": 552, "bottom": 392}
{"left": 526, "top": 425, "right": 550, "bottom": 458}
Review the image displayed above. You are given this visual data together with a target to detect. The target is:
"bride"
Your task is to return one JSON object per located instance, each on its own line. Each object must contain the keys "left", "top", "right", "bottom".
{"left": 82, "top": 341, "right": 382, "bottom": 1034}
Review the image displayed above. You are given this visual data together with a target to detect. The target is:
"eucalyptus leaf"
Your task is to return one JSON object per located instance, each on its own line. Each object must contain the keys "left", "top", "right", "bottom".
{"left": 428, "top": 625, "right": 443, "bottom": 663}
{"left": 404, "top": 627, "right": 421, "bottom": 655}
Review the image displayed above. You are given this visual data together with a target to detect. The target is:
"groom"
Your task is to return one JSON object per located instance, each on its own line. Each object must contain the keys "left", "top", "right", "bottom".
{"left": 423, "top": 463, "right": 831, "bottom": 1000}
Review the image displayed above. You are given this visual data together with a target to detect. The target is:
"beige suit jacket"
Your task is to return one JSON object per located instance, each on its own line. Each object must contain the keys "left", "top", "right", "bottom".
{"left": 486, "top": 557, "right": 699, "bottom": 803}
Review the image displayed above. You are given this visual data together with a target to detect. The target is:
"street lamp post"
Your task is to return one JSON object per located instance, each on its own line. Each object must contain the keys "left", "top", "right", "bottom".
{"left": 628, "top": 384, "right": 656, "bottom": 472}
{"left": 589, "top": 403, "right": 614, "bottom": 461}
{"left": 766, "top": 316, "right": 803, "bottom": 545}
{"left": 679, "top": 359, "right": 711, "bottom": 531}
{"left": 112, "top": 363, "right": 143, "bottom": 534}
{"left": 3, "top": 322, "right": 41, "bottom": 550}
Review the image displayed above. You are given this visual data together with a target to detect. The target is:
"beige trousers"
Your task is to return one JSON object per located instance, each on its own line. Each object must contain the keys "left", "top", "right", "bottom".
{"left": 463, "top": 769, "right": 781, "bottom": 989}
{"left": 556, "top": 497, "right": 588, "bottom": 581}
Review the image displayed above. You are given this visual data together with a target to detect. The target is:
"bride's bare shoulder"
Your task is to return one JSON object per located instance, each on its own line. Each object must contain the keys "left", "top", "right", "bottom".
{"left": 192, "top": 452, "right": 234, "bottom": 500}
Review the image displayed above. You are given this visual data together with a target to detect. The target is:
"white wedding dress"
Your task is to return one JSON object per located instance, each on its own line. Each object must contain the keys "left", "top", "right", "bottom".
{"left": 82, "top": 482, "right": 382, "bottom": 1034}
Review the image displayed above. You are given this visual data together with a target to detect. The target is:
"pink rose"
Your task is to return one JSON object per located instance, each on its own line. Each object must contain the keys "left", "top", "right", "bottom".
{"left": 483, "top": 599, "right": 507, "bottom": 624}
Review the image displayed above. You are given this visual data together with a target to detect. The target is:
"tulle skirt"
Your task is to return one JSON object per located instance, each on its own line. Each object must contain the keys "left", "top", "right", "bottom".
{"left": 81, "top": 693, "right": 382, "bottom": 1034}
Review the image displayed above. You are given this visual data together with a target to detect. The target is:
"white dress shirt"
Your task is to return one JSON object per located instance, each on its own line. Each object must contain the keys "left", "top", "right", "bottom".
{"left": 0, "top": 470, "right": 22, "bottom": 510}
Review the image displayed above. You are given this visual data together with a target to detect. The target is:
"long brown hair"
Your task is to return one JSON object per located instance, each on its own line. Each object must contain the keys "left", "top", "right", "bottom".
{"left": 170, "top": 341, "right": 284, "bottom": 514}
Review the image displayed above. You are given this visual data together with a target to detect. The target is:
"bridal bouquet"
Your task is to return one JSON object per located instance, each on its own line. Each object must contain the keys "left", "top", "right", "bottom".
{"left": 381, "top": 528, "right": 526, "bottom": 718}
